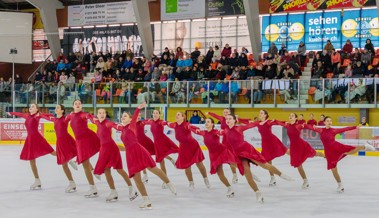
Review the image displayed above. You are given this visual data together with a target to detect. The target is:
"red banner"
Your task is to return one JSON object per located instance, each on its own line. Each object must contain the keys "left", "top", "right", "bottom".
{"left": 0, "top": 122, "right": 44, "bottom": 141}
{"left": 269, "top": 0, "right": 376, "bottom": 13}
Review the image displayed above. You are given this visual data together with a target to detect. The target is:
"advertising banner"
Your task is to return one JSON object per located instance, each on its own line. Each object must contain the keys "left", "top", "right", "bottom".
{"left": 161, "top": 0, "right": 206, "bottom": 20}
{"left": 62, "top": 25, "right": 152, "bottom": 57}
{"left": 0, "top": 122, "right": 43, "bottom": 141}
{"left": 206, "top": 0, "right": 245, "bottom": 17}
{"left": 269, "top": 0, "right": 376, "bottom": 13}
{"left": 262, "top": 8, "right": 379, "bottom": 52}
{"left": 68, "top": 2, "right": 136, "bottom": 27}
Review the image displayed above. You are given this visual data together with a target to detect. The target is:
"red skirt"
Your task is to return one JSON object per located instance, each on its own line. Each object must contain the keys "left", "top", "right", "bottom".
{"left": 20, "top": 133, "right": 54, "bottom": 160}
{"left": 233, "top": 142, "right": 267, "bottom": 175}
{"left": 208, "top": 147, "right": 242, "bottom": 175}
{"left": 94, "top": 141, "right": 123, "bottom": 175}
{"left": 176, "top": 139, "right": 205, "bottom": 169}
{"left": 289, "top": 139, "right": 316, "bottom": 168}
{"left": 324, "top": 142, "right": 355, "bottom": 170}
{"left": 138, "top": 135, "right": 156, "bottom": 156}
{"left": 154, "top": 135, "right": 179, "bottom": 162}
{"left": 125, "top": 143, "right": 156, "bottom": 178}
{"left": 261, "top": 137, "right": 288, "bottom": 162}
{"left": 56, "top": 135, "right": 77, "bottom": 165}
{"left": 75, "top": 131, "right": 100, "bottom": 164}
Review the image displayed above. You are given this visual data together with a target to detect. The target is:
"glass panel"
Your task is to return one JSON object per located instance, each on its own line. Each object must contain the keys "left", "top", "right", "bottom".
{"left": 275, "top": 79, "right": 298, "bottom": 105}
{"left": 304, "top": 78, "right": 323, "bottom": 105}
{"left": 188, "top": 80, "right": 209, "bottom": 105}
{"left": 325, "top": 78, "right": 348, "bottom": 104}
{"left": 130, "top": 82, "right": 147, "bottom": 104}
{"left": 348, "top": 78, "right": 371, "bottom": 105}
{"left": 167, "top": 81, "right": 187, "bottom": 105}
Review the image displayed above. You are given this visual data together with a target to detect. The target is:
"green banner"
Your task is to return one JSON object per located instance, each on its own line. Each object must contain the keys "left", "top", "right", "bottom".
{"left": 166, "top": 0, "right": 178, "bottom": 13}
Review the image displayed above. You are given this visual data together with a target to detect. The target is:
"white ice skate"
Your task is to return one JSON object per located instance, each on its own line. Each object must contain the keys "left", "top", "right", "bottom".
{"left": 106, "top": 189, "right": 118, "bottom": 202}
{"left": 128, "top": 186, "right": 138, "bottom": 201}
{"left": 302, "top": 179, "right": 309, "bottom": 189}
{"left": 232, "top": 173, "right": 238, "bottom": 184}
{"left": 256, "top": 191, "right": 264, "bottom": 203}
{"left": 189, "top": 181, "right": 195, "bottom": 191}
{"left": 68, "top": 160, "right": 78, "bottom": 171}
{"left": 139, "top": 196, "right": 152, "bottom": 210}
{"left": 142, "top": 173, "right": 148, "bottom": 184}
{"left": 226, "top": 186, "right": 234, "bottom": 198}
{"left": 279, "top": 173, "right": 293, "bottom": 181}
{"left": 365, "top": 142, "right": 375, "bottom": 151}
{"left": 65, "top": 181, "right": 76, "bottom": 193}
{"left": 167, "top": 182, "right": 177, "bottom": 196}
{"left": 253, "top": 174, "right": 261, "bottom": 183}
{"left": 269, "top": 176, "right": 276, "bottom": 186}
{"left": 30, "top": 178, "right": 41, "bottom": 190}
{"left": 161, "top": 183, "right": 168, "bottom": 189}
{"left": 204, "top": 177, "right": 211, "bottom": 189}
{"left": 84, "top": 185, "right": 98, "bottom": 198}
{"left": 337, "top": 183, "right": 344, "bottom": 193}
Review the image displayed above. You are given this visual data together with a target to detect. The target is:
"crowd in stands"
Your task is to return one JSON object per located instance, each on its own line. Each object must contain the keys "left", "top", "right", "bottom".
{"left": 1, "top": 38, "right": 379, "bottom": 105}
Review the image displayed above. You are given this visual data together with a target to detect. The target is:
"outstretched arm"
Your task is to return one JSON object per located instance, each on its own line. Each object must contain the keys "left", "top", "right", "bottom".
{"left": 237, "top": 117, "right": 251, "bottom": 124}
{"left": 237, "top": 121, "right": 259, "bottom": 132}
{"left": 303, "top": 124, "right": 322, "bottom": 133}
{"left": 270, "top": 120, "right": 287, "bottom": 127}
{"left": 39, "top": 113, "right": 56, "bottom": 122}
{"left": 9, "top": 112, "right": 28, "bottom": 119}
{"left": 334, "top": 126, "right": 357, "bottom": 134}
{"left": 207, "top": 112, "right": 223, "bottom": 121}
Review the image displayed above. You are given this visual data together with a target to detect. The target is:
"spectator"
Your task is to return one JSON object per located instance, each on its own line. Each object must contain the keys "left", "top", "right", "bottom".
{"left": 317, "top": 114, "right": 325, "bottom": 126}
{"left": 241, "top": 47, "right": 249, "bottom": 54}
{"left": 175, "top": 47, "right": 184, "bottom": 60}
{"left": 320, "top": 50, "right": 331, "bottom": 68}
{"left": 122, "top": 56, "right": 133, "bottom": 69}
{"left": 352, "top": 61, "right": 365, "bottom": 78}
{"left": 297, "top": 41, "right": 307, "bottom": 67}
{"left": 361, "top": 117, "right": 369, "bottom": 126}
{"left": 162, "top": 47, "right": 170, "bottom": 59}
{"left": 351, "top": 48, "right": 361, "bottom": 65}
{"left": 344, "top": 64, "right": 353, "bottom": 78}
{"left": 278, "top": 43, "right": 287, "bottom": 56}
{"left": 280, "top": 51, "right": 291, "bottom": 65}
{"left": 57, "top": 52, "right": 66, "bottom": 63}
{"left": 324, "top": 40, "right": 334, "bottom": 54}
{"left": 151, "top": 67, "right": 161, "bottom": 81}
{"left": 306, "top": 113, "right": 317, "bottom": 125}
{"left": 189, "top": 110, "right": 201, "bottom": 124}
{"left": 56, "top": 60, "right": 66, "bottom": 72}
{"left": 360, "top": 49, "right": 371, "bottom": 67}
{"left": 239, "top": 53, "right": 248, "bottom": 67}
{"left": 221, "top": 43, "right": 232, "bottom": 58}
{"left": 364, "top": 38, "right": 375, "bottom": 55}
{"left": 333, "top": 63, "right": 344, "bottom": 78}
{"left": 268, "top": 43, "right": 278, "bottom": 56}
{"left": 341, "top": 39, "right": 353, "bottom": 59}
{"left": 205, "top": 46, "right": 214, "bottom": 65}
{"left": 66, "top": 72, "right": 75, "bottom": 91}
{"left": 331, "top": 49, "right": 341, "bottom": 71}
{"left": 212, "top": 45, "right": 221, "bottom": 62}
{"left": 134, "top": 68, "right": 145, "bottom": 82}
{"left": 59, "top": 72, "right": 68, "bottom": 84}
{"left": 95, "top": 57, "right": 105, "bottom": 72}
{"left": 345, "top": 78, "right": 366, "bottom": 103}
{"left": 191, "top": 47, "right": 201, "bottom": 61}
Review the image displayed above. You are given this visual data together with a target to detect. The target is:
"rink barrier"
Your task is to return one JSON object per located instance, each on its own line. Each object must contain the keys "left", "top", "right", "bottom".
{"left": 0, "top": 119, "right": 378, "bottom": 155}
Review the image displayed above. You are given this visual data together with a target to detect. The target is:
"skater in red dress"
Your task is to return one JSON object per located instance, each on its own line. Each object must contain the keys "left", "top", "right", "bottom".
{"left": 115, "top": 103, "right": 176, "bottom": 209}
{"left": 167, "top": 112, "right": 209, "bottom": 190}
{"left": 271, "top": 113, "right": 324, "bottom": 189}
{"left": 40, "top": 105, "right": 78, "bottom": 193}
{"left": 191, "top": 118, "right": 242, "bottom": 198}
{"left": 8, "top": 104, "right": 55, "bottom": 190}
{"left": 246, "top": 110, "right": 289, "bottom": 186}
{"left": 145, "top": 110, "right": 178, "bottom": 177}
{"left": 306, "top": 116, "right": 374, "bottom": 193}
{"left": 66, "top": 100, "right": 101, "bottom": 198}
{"left": 222, "top": 114, "right": 293, "bottom": 203}
{"left": 207, "top": 108, "right": 250, "bottom": 183}
{"left": 87, "top": 109, "right": 137, "bottom": 202}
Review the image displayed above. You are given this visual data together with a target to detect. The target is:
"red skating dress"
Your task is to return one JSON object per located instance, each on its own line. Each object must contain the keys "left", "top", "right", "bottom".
{"left": 10, "top": 112, "right": 54, "bottom": 160}
{"left": 116, "top": 108, "right": 156, "bottom": 178}
{"left": 136, "top": 120, "right": 156, "bottom": 156}
{"left": 148, "top": 119, "right": 179, "bottom": 162}
{"left": 66, "top": 111, "right": 100, "bottom": 164}
{"left": 222, "top": 123, "right": 266, "bottom": 170}
{"left": 88, "top": 116, "right": 123, "bottom": 175}
{"left": 297, "top": 120, "right": 306, "bottom": 125}
{"left": 306, "top": 126, "right": 356, "bottom": 170}
{"left": 253, "top": 120, "right": 288, "bottom": 162}
{"left": 40, "top": 114, "right": 77, "bottom": 165}
{"left": 272, "top": 121, "right": 316, "bottom": 168}
{"left": 191, "top": 127, "right": 243, "bottom": 175}
{"left": 168, "top": 122, "right": 205, "bottom": 169}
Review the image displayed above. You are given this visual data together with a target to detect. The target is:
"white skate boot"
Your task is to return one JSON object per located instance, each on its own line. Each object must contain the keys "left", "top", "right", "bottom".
{"left": 30, "top": 178, "right": 41, "bottom": 190}
{"left": 204, "top": 177, "right": 211, "bottom": 189}
{"left": 128, "top": 186, "right": 138, "bottom": 201}
{"left": 253, "top": 174, "right": 261, "bottom": 182}
{"left": 280, "top": 173, "right": 293, "bottom": 181}
{"left": 68, "top": 160, "right": 78, "bottom": 171}
{"left": 232, "top": 173, "right": 238, "bottom": 184}
{"left": 142, "top": 173, "right": 148, "bottom": 184}
{"left": 337, "top": 183, "right": 344, "bottom": 193}
{"left": 269, "top": 176, "right": 276, "bottom": 186}
{"left": 65, "top": 181, "right": 76, "bottom": 193}
{"left": 256, "top": 191, "right": 264, "bottom": 203}
{"left": 106, "top": 189, "right": 118, "bottom": 202}
{"left": 189, "top": 181, "right": 195, "bottom": 191}
{"left": 161, "top": 183, "right": 168, "bottom": 189}
{"left": 365, "top": 142, "right": 375, "bottom": 151}
{"left": 302, "top": 179, "right": 309, "bottom": 189}
{"left": 167, "top": 182, "right": 177, "bottom": 196}
{"left": 226, "top": 186, "right": 234, "bottom": 198}
{"left": 139, "top": 196, "right": 152, "bottom": 210}
{"left": 84, "top": 185, "right": 98, "bottom": 198}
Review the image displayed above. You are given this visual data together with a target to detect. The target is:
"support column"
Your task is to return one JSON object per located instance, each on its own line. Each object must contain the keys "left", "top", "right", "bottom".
{"left": 359, "top": 108, "right": 369, "bottom": 125}
{"left": 243, "top": 0, "right": 261, "bottom": 62}
{"left": 132, "top": 0, "right": 154, "bottom": 59}
{"left": 27, "top": 0, "right": 63, "bottom": 60}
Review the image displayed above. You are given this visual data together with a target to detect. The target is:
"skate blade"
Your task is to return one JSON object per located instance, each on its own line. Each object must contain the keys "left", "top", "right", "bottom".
{"left": 140, "top": 205, "right": 153, "bottom": 210}
{"left": 143, "top": 180, "right": 148, "bottom": 184}
{"left": 106, "top": 197, "right": 118, "bottom": 202}
{"left": 65, "top": 188, "right": 77, "bottom": 193}
{"left": 302, "top": 185, "right": 310, "bottom": 190}
{"left": 337, "top": 189, "right": 344, "bottom": 193}
{"left": 30, "top": 186, "right": 42, "bottom": 190}
{"left": 227, "top": 193, "right": 235, "bottom": 198}
{"left": 257, "top": 198, "right": 264, "bottom": 204}
{"left": 129, "top": 193, "right": 138, "bottom": 201}
{"left": 269, "top": 182, "right": 276, "bottom": 187}
{"left": 84, "top": 193, "right": 98, "bottom": 198}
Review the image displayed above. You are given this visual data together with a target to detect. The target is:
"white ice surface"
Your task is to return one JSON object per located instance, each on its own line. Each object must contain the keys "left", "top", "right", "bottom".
{"left": 0, "top": 146, "right": 379, "bottom": 218}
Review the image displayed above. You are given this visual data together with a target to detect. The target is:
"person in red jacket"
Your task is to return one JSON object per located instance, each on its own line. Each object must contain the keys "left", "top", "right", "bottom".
{"left": 221, "top": 43, "right": 232, "bottom": 58}
{"left": 317, "top": 114, "right": 325, "bottom": 126}
{"left": 305, "top": 116, "right": 375, "bottom": 193}
{"left": 306, "top": 113, "right": 317, "bottom": 125}
{"left": 341, "top": 39, "right": 353, "bottom": 60}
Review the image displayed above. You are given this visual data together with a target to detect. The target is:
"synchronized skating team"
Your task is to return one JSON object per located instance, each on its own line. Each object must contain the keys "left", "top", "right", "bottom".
{"left": 7, "top": 102, "right": 376, "bottom": 209}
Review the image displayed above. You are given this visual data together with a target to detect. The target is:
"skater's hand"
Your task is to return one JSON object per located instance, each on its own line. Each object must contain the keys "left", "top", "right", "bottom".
{"left": 313, "top": 125, "right": 317, "bottom": 129}
{"left": 195, "top": 129, "right": 200, "bottom": 133}
{"left": 205, "top": 112, "right": 209, "bottom": 115}
{"left": 137, "top": 102, "right": 146, "bottom": 109}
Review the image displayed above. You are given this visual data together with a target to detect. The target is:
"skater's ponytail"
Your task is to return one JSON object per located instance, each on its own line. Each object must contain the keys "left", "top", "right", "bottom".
{"left": 59, "top": 104, "right": 66, "bottom": 115}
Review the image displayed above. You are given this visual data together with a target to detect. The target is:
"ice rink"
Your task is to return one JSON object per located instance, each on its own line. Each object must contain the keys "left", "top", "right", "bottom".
{"left": 1, "top": 145, "right": 378, "bottom": 218}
